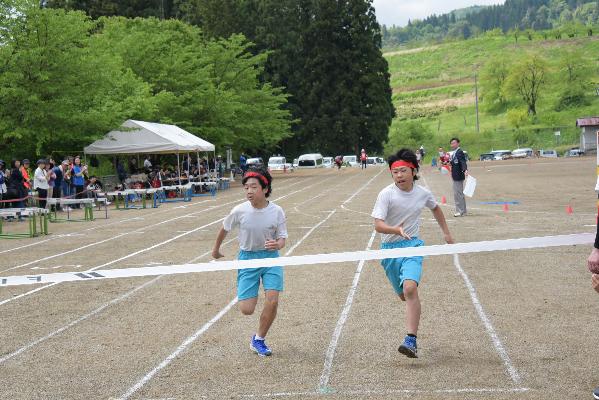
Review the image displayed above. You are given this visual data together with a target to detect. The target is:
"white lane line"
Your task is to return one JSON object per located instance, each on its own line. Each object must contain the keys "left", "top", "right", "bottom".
{"left": 240, "top": 387, "right": 531, "bottom": 398}
{"left": 342, "top": 169, "right": 384, "bottom": 205}
{"left": 119, "top": 171, "right": 380, "bottom": 399}
{"left": 0, "top": 277, "right": 160, "bottom": 364}
{"left": 452, "top": 254, "right": 522, "bottom": 384}
{"left": 0, "top": 179, "right": 319, "bottom": 306}
{"left": 318, "top": 230, "right": 376, "bottom": 392}
{"left": 119, "top": 297, "right": 239, "bottom": 400}
{"left": 0, "top": 199, "right": 214, "bottom": 256}
{"left": 0, "top": 175, "right": 347, "bottom": 363}
{"left": 0, "top": 236, "right": 240, "bottom": 365}
{"left": 119, "top": 209, "right": 340, "bottom": 400}
{"left": 421, "top": 173, "right": 522, "bottom": 385}
{"left": 0, "top": 179, "right": 302, "bottom": 268}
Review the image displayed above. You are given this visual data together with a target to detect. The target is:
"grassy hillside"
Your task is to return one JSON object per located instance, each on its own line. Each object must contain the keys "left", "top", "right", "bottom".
{"left": 383, "top": 32, "right": 599, "bottom": 159}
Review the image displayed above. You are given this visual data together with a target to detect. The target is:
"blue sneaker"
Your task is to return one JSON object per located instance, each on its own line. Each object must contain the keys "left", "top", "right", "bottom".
{"left": 398, "top": 335, "right": 418, "bottom": 358}
{"left": 250, "top": 335, "right": 272, "bottom": 357}
{"left": 593, "top": 387, "right": 599, "bottom": 400}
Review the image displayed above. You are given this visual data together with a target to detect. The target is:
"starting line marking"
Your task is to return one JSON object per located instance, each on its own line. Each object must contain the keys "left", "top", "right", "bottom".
{"left": 0, "top": 233, "right": 593, "bottom": 287}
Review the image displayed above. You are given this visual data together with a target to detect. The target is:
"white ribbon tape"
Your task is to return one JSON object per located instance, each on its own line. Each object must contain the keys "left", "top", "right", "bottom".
{"left": 0, "top": 233, "right": 593, "bottom": 287}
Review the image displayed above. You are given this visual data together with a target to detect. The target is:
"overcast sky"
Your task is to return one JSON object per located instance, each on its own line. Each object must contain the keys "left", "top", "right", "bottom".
{"left": 372, "top": 0, "right": 505, "bottom": 27}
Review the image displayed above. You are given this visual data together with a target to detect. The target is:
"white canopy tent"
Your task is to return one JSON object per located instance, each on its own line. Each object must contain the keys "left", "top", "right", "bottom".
{"left": 84, "top": 120, "right": 216, "bottom": 185}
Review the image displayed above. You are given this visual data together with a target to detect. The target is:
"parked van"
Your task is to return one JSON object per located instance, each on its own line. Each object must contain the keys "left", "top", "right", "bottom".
{"left": 343, "top": 155, "right": 358, "bottom": 167}
{"left": 297, "top": 153, "right": 324, "bottom": 168}
{"left": 268, "top": 156, "right": 293, "bottom": 171}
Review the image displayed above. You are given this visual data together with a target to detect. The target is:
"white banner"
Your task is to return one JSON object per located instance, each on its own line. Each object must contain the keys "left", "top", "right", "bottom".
{"left": 0, "top": 233, "right": 593, "bottom": 287}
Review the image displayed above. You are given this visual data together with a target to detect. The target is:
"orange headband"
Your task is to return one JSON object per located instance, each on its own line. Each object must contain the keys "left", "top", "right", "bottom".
{"left": 243, "top": 172, "right": 269, "bottom": 186}
{"left": 390, "top": 160, "right": 416, "bottom": 170}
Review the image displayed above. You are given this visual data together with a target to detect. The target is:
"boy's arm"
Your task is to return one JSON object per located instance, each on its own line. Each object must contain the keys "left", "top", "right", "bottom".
{"left": 374, "top": 218, "right": 411, "bottom": 240}
{"left": 431, "top": 206, "right": 454, "bottom": 244}
{"left": 212, "top": 227, "right": 228, "bottom": 259}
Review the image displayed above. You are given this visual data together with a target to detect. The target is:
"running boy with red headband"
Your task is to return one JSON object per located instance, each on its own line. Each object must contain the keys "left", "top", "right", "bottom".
{"left": 372, "top": 148, "right": 453, "bottom": 358}
{"left": 212, "top": 166, "right": 288, "bottom": 357}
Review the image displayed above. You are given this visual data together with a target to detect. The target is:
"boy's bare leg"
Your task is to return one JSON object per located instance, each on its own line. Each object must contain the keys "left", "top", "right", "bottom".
{"left": 239, "top": 297, "right": 258, "bottom": 315}
{"left": 257, "top": 290, "right": 279, "bottom": 337}
{"left": 402, "top": 280, "right": 421, "bottom": 335}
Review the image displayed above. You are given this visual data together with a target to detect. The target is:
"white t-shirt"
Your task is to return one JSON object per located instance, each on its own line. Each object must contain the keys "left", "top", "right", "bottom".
{"left": 223, "top": 201, "right": 288, "bottom": 251}
{"left": 371, "top": 183, "right": 437, "bottom": 243}
{"left": 33, "top": 167, "right": 49, "bottom": 190}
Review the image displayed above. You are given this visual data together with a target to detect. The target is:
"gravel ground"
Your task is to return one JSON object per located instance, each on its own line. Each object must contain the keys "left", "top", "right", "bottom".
{"left": 0, "top": 158, "right": 597, "bottom": 400}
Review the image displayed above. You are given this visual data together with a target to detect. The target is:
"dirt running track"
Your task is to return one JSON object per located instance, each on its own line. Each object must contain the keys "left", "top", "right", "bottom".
{"left": 0, "top": 158, "right": 597, "bottom": 400}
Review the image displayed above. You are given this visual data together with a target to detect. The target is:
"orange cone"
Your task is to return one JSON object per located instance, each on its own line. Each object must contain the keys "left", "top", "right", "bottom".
{"left": 503, "top": 203, "right": 509, "bottom": 212}
{"left": 441, "top": 196, "right": 447, "bottom": 205}
{"left": 566, "top": 205, "right": 573, "bottom": 215}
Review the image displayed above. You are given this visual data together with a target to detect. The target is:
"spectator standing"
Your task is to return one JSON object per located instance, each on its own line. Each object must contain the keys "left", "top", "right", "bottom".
{"left": 143, "top": 156, "right": 152, "bottom": 172}
{"left": 449, "top": 137, "right": 468, "bottom": 217}
{"left": 72, "top": 156, "right": 87, "bottom": 208}
{"left": 586, "top": 219, "right": 599, "bottom": 399}
{"left": 33, "top": 159, "right": 50, "bottom": 209}
{"left": 360, "top": 149, "right": 368, "bottom": 169}
{"left": 7, "top": 159, "right": 27, "bottom": 209}
{"left": 0, "top": 160, "right": 6, "bottom": 209}
{"left": 0, "top": 160, "right": 6, "bottom": 205}
{"left": 20, "top": 159, "right": 32, "bottom": 193}
{"left": 116, "top": 159, "right": 127, "bottom": 184}
{"left": 240, "top": 153, "right": 248, "bottom": 174}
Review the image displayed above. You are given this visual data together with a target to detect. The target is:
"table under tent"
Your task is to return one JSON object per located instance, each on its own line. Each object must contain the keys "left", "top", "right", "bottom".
{"left": 84, "top": 119, "right": 217, "bottom": 204}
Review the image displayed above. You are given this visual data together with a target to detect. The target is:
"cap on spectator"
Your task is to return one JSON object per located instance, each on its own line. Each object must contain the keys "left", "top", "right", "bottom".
{"left": 22, "top": 159, "right": 30, "bottom": 164}
{"left": 37, "top": 159, "right": 46, "bottom": 165}
{"left": 0, "top": 160, "right": 4, "bottom": 166}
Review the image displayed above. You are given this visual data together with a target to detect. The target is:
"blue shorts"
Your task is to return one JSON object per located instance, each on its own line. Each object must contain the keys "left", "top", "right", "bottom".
{"left": 380, "top": 238, "right": 424, "bottom": 296}
{"left": 237, "top": 250, "right": 284, "bottom": 301}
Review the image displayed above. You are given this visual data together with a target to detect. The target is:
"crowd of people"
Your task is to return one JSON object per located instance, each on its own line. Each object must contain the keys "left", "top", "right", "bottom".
{"left": 0, "top": 156, "right": 100, "bottom": 215}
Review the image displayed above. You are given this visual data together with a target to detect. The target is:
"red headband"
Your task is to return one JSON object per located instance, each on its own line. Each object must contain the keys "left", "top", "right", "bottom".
{"left": 243, "top": 172, "right": 269, "bottom": 186}
{"left": 390, "top": 160, "right": 416, "bottom": 170}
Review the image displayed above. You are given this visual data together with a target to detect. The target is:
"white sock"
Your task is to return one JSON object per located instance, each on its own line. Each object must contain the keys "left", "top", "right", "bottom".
{"left": 255, "top": 334, "right": 265, "bottom": 341}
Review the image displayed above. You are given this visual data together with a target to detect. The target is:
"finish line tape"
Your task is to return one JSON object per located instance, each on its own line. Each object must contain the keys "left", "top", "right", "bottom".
{"left": 0, "top": 233, "right": 593, "bottom": 287}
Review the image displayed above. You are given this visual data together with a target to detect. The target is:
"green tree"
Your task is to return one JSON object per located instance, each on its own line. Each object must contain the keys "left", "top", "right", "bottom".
{"left": 385, "top": 121, "right": 433, "bottom": 154}
{"left": 504, "top": 55, "right": 547, "bottom": 115}
{"left": 0, "top": 6, "right": 153, "bottom": 157}
{"left": 94, "top": 17, "right": 292, "bottom": 152}
{"left": 481, "top": 57, "right": 510, "bottom": 112}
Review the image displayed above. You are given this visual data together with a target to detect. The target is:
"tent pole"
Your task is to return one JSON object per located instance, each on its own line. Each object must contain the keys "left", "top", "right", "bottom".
{"left": 177, "top": 153, "right": 181, "bottom": 185}
{"left": 197, "top": 152, "right": 200, "bottom": 178}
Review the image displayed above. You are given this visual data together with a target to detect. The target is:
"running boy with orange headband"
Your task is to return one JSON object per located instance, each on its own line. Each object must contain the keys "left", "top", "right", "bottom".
{"left": 212, "top": 166, "right": 288, "bottom": 357}
{"left": 372, "top": 148, "right": 454, "bottom": 358}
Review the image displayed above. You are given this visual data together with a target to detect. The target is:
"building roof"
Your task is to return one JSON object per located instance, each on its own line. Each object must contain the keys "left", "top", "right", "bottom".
{"left": 576, "top": 117, "right": 599, "bottom": 127}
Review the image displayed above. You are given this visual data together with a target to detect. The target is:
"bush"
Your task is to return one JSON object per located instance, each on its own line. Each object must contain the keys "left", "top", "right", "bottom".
{"left": 507, "top": 108, "right": 529, "bottom": 128}
{"left": 555, "top": 86, "right": 589, "bottom": 111}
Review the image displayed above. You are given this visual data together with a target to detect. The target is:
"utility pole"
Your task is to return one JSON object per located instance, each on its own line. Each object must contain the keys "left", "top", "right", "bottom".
{"left": 475, "top": 73, "right": 480, "bottom": 133}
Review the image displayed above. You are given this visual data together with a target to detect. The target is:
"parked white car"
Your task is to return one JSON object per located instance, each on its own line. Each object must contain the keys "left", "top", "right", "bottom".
{"left": 511, "top": 148, "right": 533, "bottom": 158}
{"left": 539, "top": 149, "right": 557, "bottom": 158}
{"left": 268, "top": 156, "right": 293, "bottom": 171}
{"left": 246, "top": 157, "right": 264, "bottom": 168}
{"left": 292, "top": 158, "right": 299, "bottom": 168}
{"left": 490, "top": 150, "right": 512, "bottom": 160}
{"left": 323, "top": 157, "right": 334, "bottom": 168}
{"left": 343, "top": 155, "right": 358, "bottom": 167}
